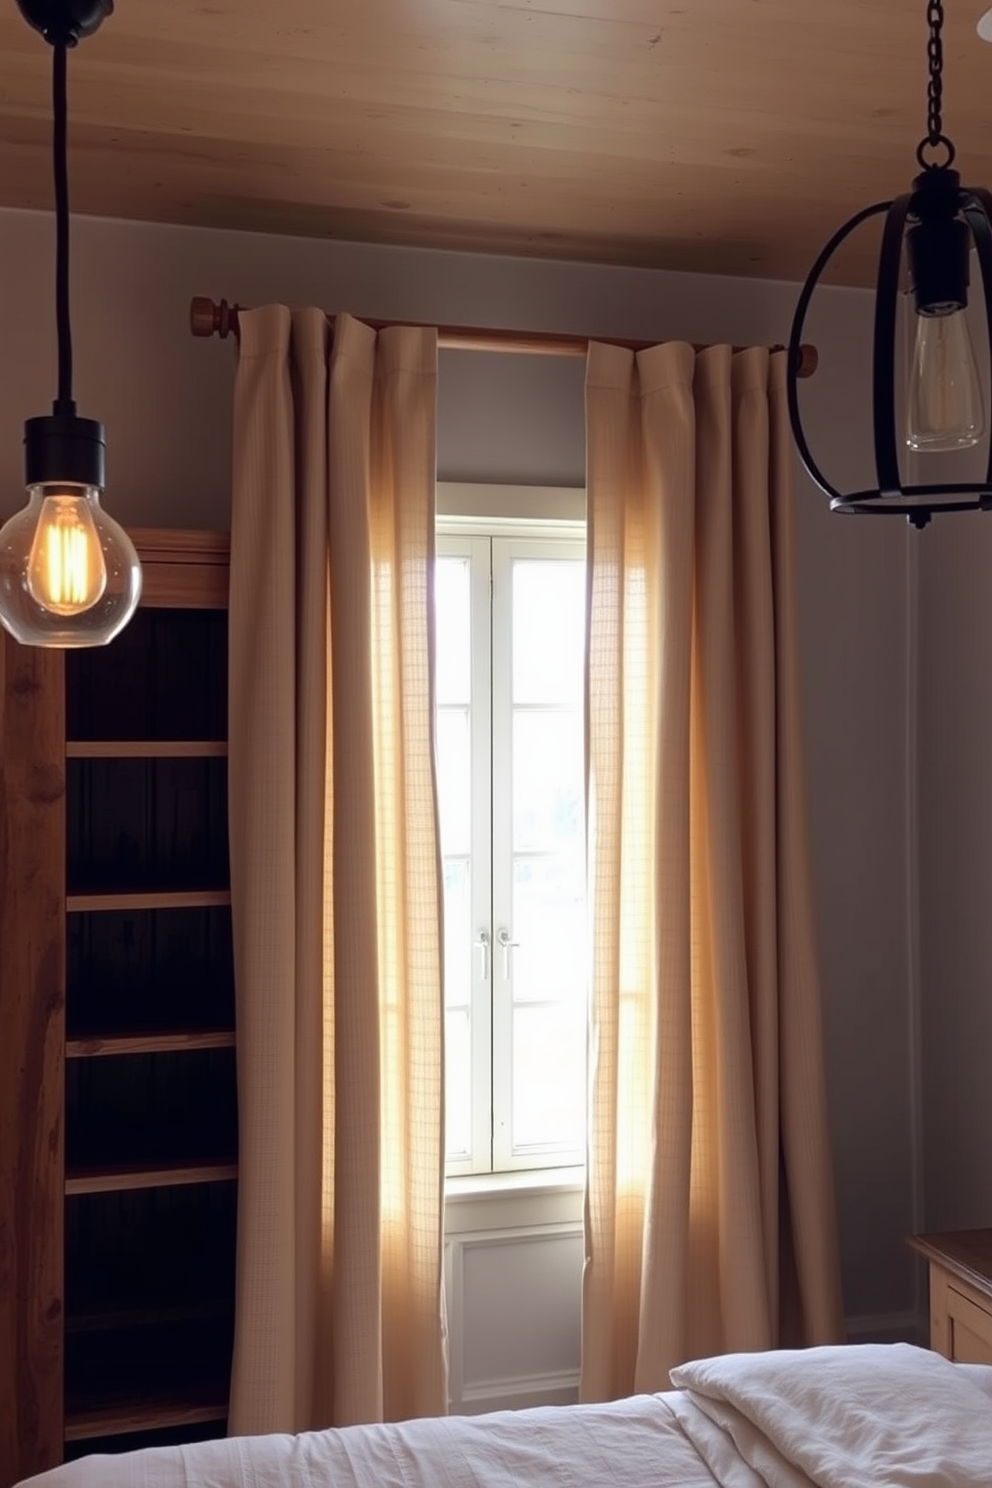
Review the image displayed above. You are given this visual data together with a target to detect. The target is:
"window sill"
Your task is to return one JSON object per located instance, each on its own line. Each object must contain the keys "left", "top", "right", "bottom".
{"left": 443, "top": 1166, "right": 585, "bottom": 1236}
{"left": 445, "top": 1165, "right": 584, "bottom": 1203}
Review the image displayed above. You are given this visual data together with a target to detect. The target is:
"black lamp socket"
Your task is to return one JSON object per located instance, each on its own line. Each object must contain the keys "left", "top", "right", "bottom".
{"left": 23, "top": 414, "right": 106, "bottom": 489}
{"left": 14, "top": 0, "right": 112, "bottom": 45}
{"left": 907, "top": 168, "right": 971, "bottom": 317}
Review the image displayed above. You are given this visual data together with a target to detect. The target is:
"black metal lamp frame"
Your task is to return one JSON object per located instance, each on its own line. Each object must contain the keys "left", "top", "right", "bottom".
{"left": 786, "top": 1, "right": 992, "bottom": 530}
{"left": 787, "top": 181, "right": 992, "bottom": 530}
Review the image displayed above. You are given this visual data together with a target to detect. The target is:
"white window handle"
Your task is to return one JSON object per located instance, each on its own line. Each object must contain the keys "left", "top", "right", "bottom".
{"left": 474, "top": 930, "right": 491, "bottom": 981}
{"left": 497, "top": 927, "right": 519, "bottom": 978}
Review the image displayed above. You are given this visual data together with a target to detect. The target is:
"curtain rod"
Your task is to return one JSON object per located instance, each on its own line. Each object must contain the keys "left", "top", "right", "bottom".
{"left": 189, "top": 297, "right": 819, "bottom": 378}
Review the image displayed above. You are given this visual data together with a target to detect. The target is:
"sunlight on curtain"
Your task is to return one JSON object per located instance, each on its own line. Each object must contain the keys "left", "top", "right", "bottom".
{"left": 227, "top": 306, "right": 446, "bottom": 1434}
{"left": 581, "top": 339, "right": 844, "bottom": 1403}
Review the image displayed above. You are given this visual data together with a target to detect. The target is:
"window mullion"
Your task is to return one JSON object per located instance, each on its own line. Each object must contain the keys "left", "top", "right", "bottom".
{"left": 468, "top": 536, "right": 494, "bottom": 1174}
{"left": 490, "top": 537, "right": 515, "bottom": 1171}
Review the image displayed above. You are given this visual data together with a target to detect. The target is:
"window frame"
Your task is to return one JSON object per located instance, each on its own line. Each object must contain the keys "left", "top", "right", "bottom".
{"left": 436, "top": 484, "right": 586, "bottom": 1181}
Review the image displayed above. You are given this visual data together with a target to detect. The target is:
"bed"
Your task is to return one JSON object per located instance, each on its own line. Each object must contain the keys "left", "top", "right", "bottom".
{"left": 17, "top": 1344, "right": 992, "bottom": 1488}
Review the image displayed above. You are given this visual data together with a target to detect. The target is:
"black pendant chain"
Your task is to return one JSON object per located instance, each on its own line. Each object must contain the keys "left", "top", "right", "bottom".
{"left": 916, "top": 0, "right": 956, "bottom": 169}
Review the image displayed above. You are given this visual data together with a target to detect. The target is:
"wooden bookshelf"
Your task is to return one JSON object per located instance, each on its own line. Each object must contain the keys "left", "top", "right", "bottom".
{"left": 0, "top": 530, "right": 238, "bottom": 1483}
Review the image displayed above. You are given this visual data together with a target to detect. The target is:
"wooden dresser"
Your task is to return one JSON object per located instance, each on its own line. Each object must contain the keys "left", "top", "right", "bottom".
{"left": 908, "top": 1229, "right": 992, "bottom": 1366}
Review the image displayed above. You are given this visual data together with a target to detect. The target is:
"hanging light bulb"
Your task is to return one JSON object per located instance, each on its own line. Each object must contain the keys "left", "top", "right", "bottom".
{"left": 787, "top": 0, "right": 992, "bottom": 528}
{"left": 0, "top": 0, "right": 141, "bottom": 648}
{"left": 27, "top": 488, "right": 105, "bottom": 615}
{"left": 904, "top": 172, "right": 985, "bottom": 452}
{"left": 0, "top": 414, "right": 140, "bottom": 647}
{"left": 907, "top": 310, "right": 984, "bottom": 451}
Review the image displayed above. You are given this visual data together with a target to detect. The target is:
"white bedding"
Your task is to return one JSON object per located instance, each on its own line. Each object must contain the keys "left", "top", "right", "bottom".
{"left": 670, "top": 1342, "right": 992, "bottom": 1486}
{"left": 34, "top": 1395, "right": 717, "bottom": 1488}
{"left": 18, "top": 1344, "right": 992, "bottom": 1488}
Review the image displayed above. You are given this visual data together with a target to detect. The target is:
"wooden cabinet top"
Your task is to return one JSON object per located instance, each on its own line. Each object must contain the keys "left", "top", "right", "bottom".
{"left": 908, "top": 1229, "right": 992, "bottom": 1302}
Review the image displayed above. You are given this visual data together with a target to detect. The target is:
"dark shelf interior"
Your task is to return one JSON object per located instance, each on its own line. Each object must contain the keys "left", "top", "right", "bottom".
{"left": 67, "top": 756, "right": 229, "bottom": 896}
{"left": 63, "top": 1185, "right": 236, "bottom": 1451}
{"left": 67, "top": 608, "right": 228, "bottom": 742}
{"left": 65, "top": 1183, "right": 237, "bottom": 1322}
{"left": 67, "top": 905, "right": 235, "bottom": 1040}
{"left": 60, "top": 595, "right": 238, "bottom": 1462}
{"left": 64, "top": 1313, "right": 233, "bottom": 1423}
{"left": 65, "top": 1049, "right": 238, "bottom": 1173}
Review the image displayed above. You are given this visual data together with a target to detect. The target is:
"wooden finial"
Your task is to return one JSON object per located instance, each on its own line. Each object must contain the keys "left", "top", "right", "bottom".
{"left": 189, "top": 297, "right": 241, "bottom": 339}
{"left": 794, "top": 343, "right": 818, "bottom": 379}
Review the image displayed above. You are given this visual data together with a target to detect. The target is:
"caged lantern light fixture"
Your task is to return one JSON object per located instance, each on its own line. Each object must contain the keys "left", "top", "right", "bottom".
{"left": 787, "top": 0, "right": 992, "bottom": 529}
{"left": 0, "top": 0, "right": 141, "bottom": 647}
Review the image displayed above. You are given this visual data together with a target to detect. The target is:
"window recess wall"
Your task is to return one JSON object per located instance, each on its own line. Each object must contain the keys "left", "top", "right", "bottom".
{"left": 437, "top": 483, "right": 587, "bottom": 1413}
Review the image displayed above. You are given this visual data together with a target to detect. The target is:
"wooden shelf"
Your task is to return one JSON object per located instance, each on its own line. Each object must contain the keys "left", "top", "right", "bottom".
{"left": 66, "top": 1162, "right": 237, "bottom": 1196}
{"left": 66, "top": 741, "right": 228, "bottom": 759}
{"left": 65, "top": 1298, "right": 232, "bottom": 1335}
{"left": 67, "top": 1030, "right": 236, "bottom": 1059}
{"left": 67, "top": 890, "right": 232, "bottom": 913}
{"left": 131, "top": 529, "right": 230, "bottom": 566}
{"left": 64, "top": 1394, "right": 227, "bottom": 1442}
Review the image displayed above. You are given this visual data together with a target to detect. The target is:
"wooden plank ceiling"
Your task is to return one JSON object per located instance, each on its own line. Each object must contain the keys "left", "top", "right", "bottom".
{"left": 1, "top": 0, "right": 992, "bottom": 286}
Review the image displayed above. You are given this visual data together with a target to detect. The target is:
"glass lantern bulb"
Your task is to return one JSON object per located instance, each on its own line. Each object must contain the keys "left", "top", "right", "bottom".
{"left": 0, "top": 482, "right": 142, "bottom": 648}
{"left": 906, "top": 307, "right": 985, "bottom": 452}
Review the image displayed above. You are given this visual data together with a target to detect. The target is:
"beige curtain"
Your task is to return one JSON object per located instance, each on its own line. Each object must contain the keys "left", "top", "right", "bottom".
{"left": 226, "top": 306, "right": 446, "bottom": 1434}
{"left": 581, "top": 339, "right": 844, "bottom": 1401}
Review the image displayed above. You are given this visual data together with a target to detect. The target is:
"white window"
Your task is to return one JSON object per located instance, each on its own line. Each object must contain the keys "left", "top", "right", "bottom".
{"left": 435, "top": 495, "right": 587, "bottom": 1177}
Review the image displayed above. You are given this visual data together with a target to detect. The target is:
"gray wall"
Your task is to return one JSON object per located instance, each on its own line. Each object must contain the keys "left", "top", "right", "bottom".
{"left": 0, "top": 206, "right": 920, "bottom": 1332}
{"left": 918, "top": 517, "right": 992, "bottom": 1234}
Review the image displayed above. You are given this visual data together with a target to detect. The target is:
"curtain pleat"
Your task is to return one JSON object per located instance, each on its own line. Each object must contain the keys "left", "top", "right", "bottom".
{"left": 581, "top": 339, "right": 844, "bottom": 1402}
{"left": 227, "top": 307, "right": 446, "bottom": 1434}
{"left": 227, "top": 305, "right": 301, "bottom": 1429}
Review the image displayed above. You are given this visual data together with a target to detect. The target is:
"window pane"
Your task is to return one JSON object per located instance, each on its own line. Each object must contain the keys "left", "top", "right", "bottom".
{"left": 512, "top": 1002, "right": 585, "bottom": 1153}
{"left": 513, "top": 710, "right": 583, "bottom": 854}
{"left": 511, "top": 855, "right": 586, "bottom": 1002}
{"left": 445, "top": 1007, "right": 472, "bottom": 1161}
{"left": 435, "top": 558, "right": 471, "bottom": 705}
{"left": 442, "top": 856, "right": 471, "bottom": 1008}
{"left": 443, "top": 863, "right": 472, "bottom": 1011}
{"left": 437, "top": 706, "right": 471, "bottom": 857}
{"left": 512, "top": 560, "right": 584, "bottom": 706}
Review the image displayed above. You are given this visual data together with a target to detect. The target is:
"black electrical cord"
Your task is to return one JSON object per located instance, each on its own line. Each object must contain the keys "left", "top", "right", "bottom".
{"left": 14, "top": 1, "right": 113, "bottom": 501}
{"left": 52, "top": 37, "right": 75, "bottom": 415}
